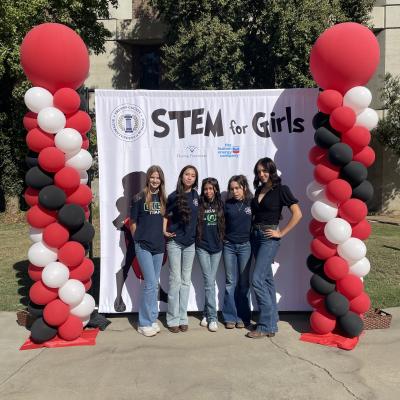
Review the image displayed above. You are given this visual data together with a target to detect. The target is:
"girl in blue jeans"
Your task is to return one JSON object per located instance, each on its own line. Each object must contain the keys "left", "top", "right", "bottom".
{"left": 222, "top": 175, "right": 253, "bottom": 329}
{"left": 163, "top": 165, "right": 199, "bottom": 333}
{"left": 130, "top": 165, "right": 167, "bottom": 337}
{"left": 247, "top": 157, "right": 302, "bottom": 339}
{"left": 196, "top": 178, "right": 225, "bottom": 332}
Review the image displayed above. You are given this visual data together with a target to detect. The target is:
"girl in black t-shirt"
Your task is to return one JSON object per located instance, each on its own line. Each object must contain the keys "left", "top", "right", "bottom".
{"left": 130, "top": 165, "right": 167, "bottom": 337}
{"left": 196, "top": 177, "right": 225, "bottom": 332}
{"left": 246, "top": 157, "right": 302, "bottom": 339}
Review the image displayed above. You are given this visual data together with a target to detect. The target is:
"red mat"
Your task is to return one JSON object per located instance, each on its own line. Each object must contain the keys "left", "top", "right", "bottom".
{"left": 300, "top": 331, "right": 361, "bottom": 350}
{"left": 20, "top": 328, "right": 100, "bottom": 350}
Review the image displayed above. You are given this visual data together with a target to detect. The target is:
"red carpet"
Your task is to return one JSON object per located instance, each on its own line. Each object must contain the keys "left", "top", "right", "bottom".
{"left": 300, "top": 331, "right": 361, "bottom": 350}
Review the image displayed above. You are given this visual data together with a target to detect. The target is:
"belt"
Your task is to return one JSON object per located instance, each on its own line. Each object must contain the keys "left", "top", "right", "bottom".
{"left": 253, "top": 224, "right": 278, "bottom": 231}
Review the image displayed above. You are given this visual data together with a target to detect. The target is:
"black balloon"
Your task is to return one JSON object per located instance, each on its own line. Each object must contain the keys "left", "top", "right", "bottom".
{"left": 340, "top": 161, "right": 368, "bottom": 187}
{"left": 27, "top": 301, "right": 44, "bottom": 318}
{"left": 58, "top": 204, "right": 85, "bottom": 230}
{"left": 328, "top": 143, "right": 353, "bottom": 166}
{"left": 338, "top": 311, "right": 364, "bottom": 338}
{"left": 25, "top": 166, "right": 53, "bottom": 190}
{"left": 325, "top": 291, "right": 350, "bottom": 317}
{"left": 30, "top": 317, "right": 58, "bottom": 343}
{"left": 352, "top": 180, "right": 374, "bottom": 202}
{"left": 70, "top": 221, "right": 95, "bottom": 244}
{"left": 312, "top": 112, "right": 329, "bottom": 129}
{"left": 26, "top": 151, "right": 39, "bottom": 168}
{"left": 306, "top": 254, "right": 324, "bottom": 273}
{"left": 310, "top": 272, "right": 336, "bottom": 295}
{"left": 39, "top": 185, "right": 66, "bottom": 210}
{"left": 314, "top": 126, "right": 340, "bottom": 149}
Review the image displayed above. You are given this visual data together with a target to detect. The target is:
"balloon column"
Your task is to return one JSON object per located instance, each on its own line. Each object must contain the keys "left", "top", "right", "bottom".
{"left": 20, "top": 23, "right": 96, "bottom": 343}
{"left": 306, "top": 23, "right": 379, "bottom": 340}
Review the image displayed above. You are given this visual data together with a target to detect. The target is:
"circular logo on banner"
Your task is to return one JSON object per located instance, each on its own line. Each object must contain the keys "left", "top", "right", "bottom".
{"left": 110, "top": 104, "right": 146, "bottom": 142}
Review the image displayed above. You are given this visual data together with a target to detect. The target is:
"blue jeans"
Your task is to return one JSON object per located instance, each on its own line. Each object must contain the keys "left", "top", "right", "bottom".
{"left": 134, "top": 242, "right": 163, "bottom": 327}
{"left": 222, "top": 240, "right": 251, "bottom": 325}
{"left": 166, "top": 240, "right": 196, "bottom": 327}
{"left": 196, "top": 247, "right": 222, "bottom": 323}
{"left": 250, "top": 229, "right": 280, "bottom": 333}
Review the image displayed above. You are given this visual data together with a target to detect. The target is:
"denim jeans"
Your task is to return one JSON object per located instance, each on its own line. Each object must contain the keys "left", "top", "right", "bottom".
{"left": 196, "top": 247, "right": 222, "bottom": 323}
{"left": 250, "top": 228, "right": 280, "bottom": 333}
{"left": 222, "top": 240, "right": 251, "bottom": 325}
{"left": 166, "top": 240, "right": 196, "bottom": 327}
{"left": 134, "top": 242, "right": 163, "bottom": 327}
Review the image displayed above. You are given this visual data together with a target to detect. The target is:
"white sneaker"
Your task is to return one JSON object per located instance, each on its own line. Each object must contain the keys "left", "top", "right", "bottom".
{"left": 152, "top": 322, "right": 161, "bottom": 333}
{"left": 138, "top": 326, "right": 157, "bottom": 337}
{"left": 208, "top": 321, "right": 218, "bottom": 332}
{"left": 200, "top": 317, "right": 208, "bottom": 327}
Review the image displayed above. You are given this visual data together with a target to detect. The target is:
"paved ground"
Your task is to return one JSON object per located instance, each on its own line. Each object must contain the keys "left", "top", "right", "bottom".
{"left": 0, "top": 309, "right": 398, "bottom": 400}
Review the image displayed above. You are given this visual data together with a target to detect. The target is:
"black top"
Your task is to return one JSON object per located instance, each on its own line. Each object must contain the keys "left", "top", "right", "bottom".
{"left": 251, "top": 184, "right": 298, "bottom": 226}
{"left": 224, "top": 198, "right": 252, "bottom": 243}
{"left": 130, "top": 193, "right": 164, "bottom": 254}
{"left": 196, "top": 205, "right": 222, "bottom": 253}
{"left": 166, "top": 189, "right": 199, "bottom": 247}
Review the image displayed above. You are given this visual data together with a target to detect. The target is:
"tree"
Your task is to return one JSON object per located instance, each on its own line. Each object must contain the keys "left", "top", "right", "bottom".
{"left": 0, "top": 0, "right": 118, "bottom": 211}
{"left": 150, "top": 0, "right": 375, "bottom": 90}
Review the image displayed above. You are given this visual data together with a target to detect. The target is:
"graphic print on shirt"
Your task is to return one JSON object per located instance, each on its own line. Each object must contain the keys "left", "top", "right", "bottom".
{"left": 205, "top": 208, "right": 217, "bottom": 225}
{"left": 144, "top": 201, "right": 161, "bottom": 214}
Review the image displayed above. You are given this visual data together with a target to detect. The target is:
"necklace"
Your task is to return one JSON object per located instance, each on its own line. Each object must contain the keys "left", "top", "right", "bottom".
{"left": 236, "top": 200, "right": 245, "bottom": 212}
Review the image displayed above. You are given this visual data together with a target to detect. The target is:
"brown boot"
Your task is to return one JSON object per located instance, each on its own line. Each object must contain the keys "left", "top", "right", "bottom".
{"left": 179, "top": 325, "right": 189, "bottom": 332}
{"left": 225, "top": 322, "right": 235, "bottom": 329}
{"left": 168, "top": 326, "right": 180, "bottom": 333}
{"left": 246, "top": 331, "right": 275, "bottom": 339}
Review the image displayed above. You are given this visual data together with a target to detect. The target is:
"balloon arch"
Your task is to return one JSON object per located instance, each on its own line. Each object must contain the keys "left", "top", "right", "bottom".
{"left": 19, "top": 22, "right": 379, "bottom": 348}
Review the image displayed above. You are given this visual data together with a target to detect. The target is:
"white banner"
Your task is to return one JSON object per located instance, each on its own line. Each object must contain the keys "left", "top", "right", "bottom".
{"left": 95, "top": 88, "right": 318, "bottom": 313}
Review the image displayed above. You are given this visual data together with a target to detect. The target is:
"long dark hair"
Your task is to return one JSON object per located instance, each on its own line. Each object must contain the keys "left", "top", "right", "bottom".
{"left": 197, "top": 177, "right": 225, "bottom": 241}
{"left": 253, "top": 157, "right": 281, "bottom": 190}
{"left": 176, "top": 165, "right": 198, "bottom": 225}
{"left": 227, "top": 175, "right": 253, "bottom": 202}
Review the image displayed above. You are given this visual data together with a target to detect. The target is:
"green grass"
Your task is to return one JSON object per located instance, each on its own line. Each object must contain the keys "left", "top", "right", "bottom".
{"left": 0, "top": 217, "right": 398, "bottom": 311}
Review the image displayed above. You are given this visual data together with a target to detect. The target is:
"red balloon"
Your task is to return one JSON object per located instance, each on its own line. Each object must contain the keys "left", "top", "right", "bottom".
{"left": 28, "top": 263, "right": 43, "bottom": 281}
{"left": 43, "top": 299, "right": 70, "bottom": 326}
{"left": 351, "top": 219, "right": 372, "bottom": 240}
{"left": 65, "top": 110, "right": 92, "bottom": 134}
{"left": 309, "top": 219, "right": 325, "bottom": 237}
{"left": 26, "top": 128, "right": 54, "bottom": 153}
{"left": 38, "top": 147, "right": 65, "bottom": 173}
{"left": 353, "top": 146, "right": 375, "bottom": 168}
{"left": 337, "top": 274, "right": 364, "bottom": 300}
{"left": 83, "top": 279, "right": 92, "bottom": 292}
{"left": 329, "top": 106, "right": 356, "bottom": 133}
{"left": 43, "top": 222, "right": 70, "bottom": 248}
{"left": 20, "top": 23, "right": 89, "bottom": 93}
{"left": 54, "top": 167, "right": 80, "bottom": 191}
{"left": 311, "top": 235, "right": 337, "bottom": 260}
{"left": 309, "top": 22, "right": 380, "bottom": 94}
{"left": 317, "top": 90, "right": 343, "bottom": 114}
{"left": 29, "top": 280, "right": 58, "bottom": 305}
{"left": 53, "top": 88, "right": 81, "bottom": 114}
{"left": 307, "top": 289, "right": 325, "bottom": 308}
{"left": 324, "top": 256, "right": 349, "bottom": 281}
{"left": 58, "top": 241, "right": 85, "bottom": 267}
{"left": 66, "top": 184, "right": 93, "bottom": 207}
{"left": 69, "top": 258, "right": 94, "bottom": 281}
{"left": 58, "top": 314, "right": 83, "bottom": 341}
{"left": 310, "top": 307, "right": 336, "bottom": 334}
{"left": 341, "top": 126, "right": 371, "bottom": 152}
{"left": 349, "top": 292, "right": 371, "bottom": 314}
{"left": 313, "top": 160, "right": 340, "bottom": 184}
{"left": 308, "top": 146, "right": 327, "bottom": 165}
{"left": 83, "top": 205, "right": 90, "bottom": 220}
{"left": 23, "top": 111, "right": 38, "bottom": 131}
{"left": 339, "top": 199, "right": 368, "bottom": 224}
{"left": 26, "top": 204, "right": 57, "bottom": 229}
{"left": 81, "top": 135, "right": 89, "bottom": 150}
{"left": 325, "top": 179, "right": 352, "bottom": 203}
{"left": 24, "top": 187, "right": 39, "bottom": 207}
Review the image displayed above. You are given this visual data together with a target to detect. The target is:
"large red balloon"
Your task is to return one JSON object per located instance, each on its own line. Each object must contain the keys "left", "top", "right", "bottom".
{"left": 53, "top": 88, "right": 81, "bottom": 115}
{"left": 43, "top": 222, "right": 70, "bottom": 248}
{"left": 54, "top": 167, "right": 80, "bottom": 191}
{"left": 20, "top": 23, "right": 89, "bottom": 93}
{"left": 43, "top": 299, "right": 70, "bottom": 326}
{"left": 353, "top": 146, "right": 375, "bottom": 168}
{"left": 317, "top": 90, "right": 343, "bottom": 114}
{"left": 308, "top": 219, "right": 325, "bottom": 237}
{"left": 58, "top": 241, "right": 85, "bottom": 267}
{"left": 310, "top": 307, "right": 336, "bottom": 334}
{"left": 66, "top": 184, "right": 93, "bottom": 207}
{"left": 38, "top": 147, "right": 65, "bottom": 173}
{"left": 337, "top": 274, "right": 364, "bottom": 300}
{"left": 310, "top": 22, "right": 380, "bottom": 94}
{"left": 324, "top": 256, "right": 349, "bottom": 281}
{"left": 311, "top": 235, "right": 337, "bottom": 260}
{"left": 351, "top": 219, "right": 372, "bottom": 241}
{"left": 26, "top": 128, "right": 55, "bottom": 153}
{"left": 308, "top": 146, "right": 327, "bottom": 165}
{"left": 329, "top": 106, "right": 356, "bottom": 133}
{"left": 23, "top": 112, "right": 38, "bottom": 131}
{"left": 325, "top": 179, "right": 352, "bottom": 204}
{"left": 29, "top": 280, "right": 58, "bottom": 305}
{"left": 26, "top": 204, "right": 57, "bottom": 229}
{"left": 28, "top": 263, "right": 43, "bottom": 281}
{"left": 313, "top": 160, "right": 340, "bottom": 184}
{"left": 339, "top": 198, "right": 368, "bottom": 224}
{"left": 69, "top": 257, "right": 94, "bottom": 281}
{"left": 306, "top": 289, "right": 325, "bottom": 308}
{"left": 81, "top": 135, "right": 90, "bottom": 150}
{"left": 341, "top": 126, "right": 371, "bottom": 151}
{"left": 350, "top": 292, "right": 371, "bottom": 314}
{"left": 24, "top": 187, "right": 39, "bottom": 207}
{"left": 58, "top": 315, "right": 83, "bottom": 341}
{"left": 65, "top": 110, "right": 92, "bottom": 134}
{"left": 83, "top": 279, "right": 92, "bottom": 292}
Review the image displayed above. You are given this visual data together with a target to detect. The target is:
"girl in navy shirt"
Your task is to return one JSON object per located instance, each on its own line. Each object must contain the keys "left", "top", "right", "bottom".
{"left": 196, "top": 177, "right": 225, "bottom": 332}
{"left": 130, "top": 165, "right": 167, "bottom": 337}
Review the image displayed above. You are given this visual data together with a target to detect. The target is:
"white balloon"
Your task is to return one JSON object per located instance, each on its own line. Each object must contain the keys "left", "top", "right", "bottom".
{"left": 355, "top": 108, "right": 379, "bottom": 130}
{"left": 349, "top": 257, "right": 371, "bottom": 278}
{"left": 311, "top": 197, "right": 338, "bottom": 222}
{"left": 55, "top": 128, "right": 83, "bottom": 154}
{"left": 65, "top": 149, "right": 93, "bottom": 170}
{"left": 343, "top": 86, "right": 372, "bottom": 114}
{"left": 27, "top": 241, "right": 58, "bottom": 267}
{"left": 324, "top": 218, "right": 352, "bottom": 244}
{"left": 24, "top": 87, "right": 53, "bottom": 113}
{"left": 70, "top": 294, "right": 96, "bottom": 319}
{"left": 58, "top": 279, "right": 86, "bottom": 307}
{"left": 79, "top": 170, "right": 88, "bottom": 185}
{"left": 41, "top": 262, "right": 70, "bottom": 288}
{"left": 306, "top": 181, "right": 326, "bottom": 202}
{"left": 337, "top": 238, "right": 367, "bottom": 263}
{"left": 37, "top": 107, "right": 66, "bottom": 134}
{"left": 29, "top": 226, "right": 43, "bottom": 243}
